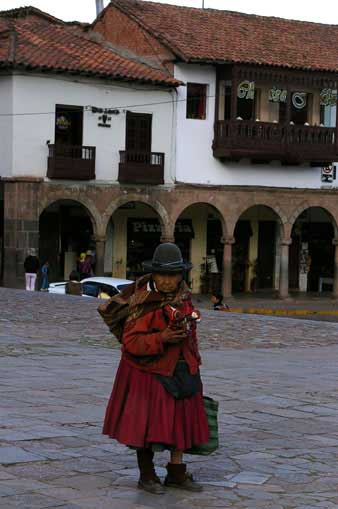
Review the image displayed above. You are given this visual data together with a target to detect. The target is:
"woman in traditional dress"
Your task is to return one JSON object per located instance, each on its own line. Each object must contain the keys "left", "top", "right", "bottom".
{"left": 99, "top": 243, "right": 209, "bottom": 495}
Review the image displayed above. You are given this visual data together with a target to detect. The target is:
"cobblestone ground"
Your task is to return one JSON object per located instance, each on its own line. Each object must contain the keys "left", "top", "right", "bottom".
{"left": 1, "top": 288, "right": 338, "bottom": 508}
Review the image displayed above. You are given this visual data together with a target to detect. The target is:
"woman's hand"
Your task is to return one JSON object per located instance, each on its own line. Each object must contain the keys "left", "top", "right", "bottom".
{"left": 161, "top": 327, "right": 187, "bottom": 344}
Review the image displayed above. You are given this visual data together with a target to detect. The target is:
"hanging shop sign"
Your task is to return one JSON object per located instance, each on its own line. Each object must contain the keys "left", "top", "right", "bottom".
{"left": 127, "top": 219, "right": 194, "bottom": 238}
{"left": 320, "top": 88, "right": 337, "bottom": 107}
{"left": 237, "top": 80, "right": 255, "bottom": 100}
{"left": 292, "top": 92, "right": 307, "bottom": 110}
{"left": 128, "top": 219, "right": 161, "bottom": 235}
{"left": 98, "top": 113, "right": 111, "bottom": 128}
{"left": 268, "top": 87, "right": 287, "bottom": 103}
{"left": 56, "top": 114, "right": 71, "bottom": 130}
{"left": 321, "top": 165, "right": 336, "bottom": 183}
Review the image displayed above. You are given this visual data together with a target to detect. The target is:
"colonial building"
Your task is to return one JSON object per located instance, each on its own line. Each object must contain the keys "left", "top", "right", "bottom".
{"left": 0, "top": 6, "right": 178, "bottom": 286}
{"left": 2, "top": 1, "right": 338, "bottom": 298}
{"left": 93, "top": 0, "right": 338, "bottom": 298}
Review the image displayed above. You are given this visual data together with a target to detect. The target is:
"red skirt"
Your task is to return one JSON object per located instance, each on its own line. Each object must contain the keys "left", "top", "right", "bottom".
{"left": 103, "top": 358, "right": 209, "bottom": 450}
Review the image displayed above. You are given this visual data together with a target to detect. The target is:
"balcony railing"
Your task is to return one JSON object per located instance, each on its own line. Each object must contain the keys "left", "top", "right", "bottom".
{"left": 213, "top": 120, "right": 338, "bottom": 163}
{"left": 118, "top": 151, "right": 165, "bottom": 185}
{"left": 47, "top": 144, "right": 96, "bottom": 180}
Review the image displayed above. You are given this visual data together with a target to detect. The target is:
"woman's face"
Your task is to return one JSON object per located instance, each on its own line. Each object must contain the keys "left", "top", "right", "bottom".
{"left": 152, "top": 272, "right": 183, "bottom": 294}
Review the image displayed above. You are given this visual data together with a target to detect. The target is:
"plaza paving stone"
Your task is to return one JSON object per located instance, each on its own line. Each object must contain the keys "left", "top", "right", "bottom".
{"left": 1, "top": 288, "right": 338, "bottom": 507}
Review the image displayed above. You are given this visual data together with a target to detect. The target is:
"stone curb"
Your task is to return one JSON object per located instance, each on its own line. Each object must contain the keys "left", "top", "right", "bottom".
{"left": 225, "top": 308, "right": 338, "bottom": 316}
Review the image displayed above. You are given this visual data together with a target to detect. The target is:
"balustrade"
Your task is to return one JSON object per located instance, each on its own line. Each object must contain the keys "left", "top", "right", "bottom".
{"left": 213, "top": 120, "right": 337, "bottom": 162}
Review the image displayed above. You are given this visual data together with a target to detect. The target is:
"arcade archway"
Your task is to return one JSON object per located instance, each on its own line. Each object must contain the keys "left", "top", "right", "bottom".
{"left": 289, "top": 207, "right": 336, "bottom": 293}
{"left": 174, "top": 203, "right": 225, "bottom": 294}
{"left": 39, "top": 200, "right": 94, "bottom": 281}
{"left": 233, "top": 205, "right": 283, "bottom": 293}
{"left": 108, "top": 201, "right": 163, "bottom": 280}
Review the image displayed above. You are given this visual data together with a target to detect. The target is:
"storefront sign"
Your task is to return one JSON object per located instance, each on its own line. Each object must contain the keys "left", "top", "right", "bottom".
{"left": 130, "top": 221, "right": 161, "bottom": 233}
{"left": 268, "top": 87, "right": 287, "bottom": 103}
{"left": 320, "top": 88, "right": 337, "bottom": 107}
{"left": 292, "top": 92, "right": 307, "bottom": 110}
{"left": 128, "top": 219, "right": 194, "bottom": 237}
{"left": 237, "top": 80, "right": 255, "bottom": 100}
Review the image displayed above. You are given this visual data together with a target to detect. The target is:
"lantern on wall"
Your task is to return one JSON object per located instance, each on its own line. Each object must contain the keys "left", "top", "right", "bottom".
{"left": 237, "top": 80, "right": 255, "bottom": 100}
{"left": 268, "top": 86, "right": 287, "bottom": 103}
{"left": 320, "top": 88, "right": 337, "bottom": 107}
{"left": 292, "top": 92, "right": 307, "bottom": 110}
{"left": 56, "top": 114, "right": 71, "bottom": 130}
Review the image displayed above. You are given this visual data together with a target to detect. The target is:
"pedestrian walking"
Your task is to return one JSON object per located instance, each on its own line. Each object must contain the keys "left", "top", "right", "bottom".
{"left": 40, "top": 261, "right": 49, "bottom": 291}
{"left": 99, "top": 243, "right": 212, "bottom": 495}
{"left": 24, "top": 249, "right": 39, "bottom": 291}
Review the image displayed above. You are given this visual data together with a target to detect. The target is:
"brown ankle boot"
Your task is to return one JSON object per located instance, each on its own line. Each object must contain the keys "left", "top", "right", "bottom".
{"left": 136, "top": 449, "right": 165, "bottom": 495}
{"left": 164, "top": 463, "right": 203, "bottom": 492}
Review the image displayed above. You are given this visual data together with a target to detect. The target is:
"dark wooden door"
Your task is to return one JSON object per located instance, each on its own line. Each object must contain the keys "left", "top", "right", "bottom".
{"left": 126, "top": 112, "right": 152, "bottom": 153}
{"left": 55, "top": 105, "right": 83, "bottom": 146}
{"left": 257, "top": 221, "right": 276, "bottom": 289}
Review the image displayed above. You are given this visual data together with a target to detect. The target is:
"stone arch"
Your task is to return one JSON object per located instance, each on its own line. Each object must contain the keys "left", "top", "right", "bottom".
{"left": 231, "top": 203, "right": 287, "bottom": 238}
{"left": 39, "top": 197, "right": 99, "bottom": 281}
{"left": 102, "top": 194, "right": 171, "bottom": 237}
{"left": 288, "top": 204, "right": 338, "bottom": 293}
{"left": 39, "top": 195, "right": 100, "bottom": 237}
{"left": 231, "top": 203, "right": 286, "bottom": 294}
{"left": 172, "top": 200, "right": 228, "bottom": 239}
{"left": 289, "top": 202, "right": 338, "bottom": 236}
{"left": 172, "top": 201, "right": 227, "bottom": 294}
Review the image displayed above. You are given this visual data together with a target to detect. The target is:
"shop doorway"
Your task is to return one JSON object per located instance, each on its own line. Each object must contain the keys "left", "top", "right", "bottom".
{"left": 289, "top": 207, "right": 335, "bottom": 293}
{"left": 174, "top": 203, "right": 224, "bottom": 294}
{"left": 39, "top": 200, "right": 94, "bottom": 281}
{"left": 109, "top": 202, "right": 162, "bottom": 280}
{"left": 233, "top": 205, "right": 281, "bottom": 293}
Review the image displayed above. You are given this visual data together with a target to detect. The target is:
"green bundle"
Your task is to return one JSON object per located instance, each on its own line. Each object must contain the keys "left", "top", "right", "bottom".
{"left": 186, "top": 396, "right": 219, "bottom": 455}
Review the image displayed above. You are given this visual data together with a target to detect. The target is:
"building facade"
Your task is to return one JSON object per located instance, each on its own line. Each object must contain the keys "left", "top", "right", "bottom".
{"left": 2, "top": 2, "right": 338, "bottom": 298}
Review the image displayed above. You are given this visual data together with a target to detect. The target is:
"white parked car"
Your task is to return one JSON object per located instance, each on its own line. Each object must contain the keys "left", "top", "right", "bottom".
{"left": 48, "top": 276, "right": 133, "bottom": 298}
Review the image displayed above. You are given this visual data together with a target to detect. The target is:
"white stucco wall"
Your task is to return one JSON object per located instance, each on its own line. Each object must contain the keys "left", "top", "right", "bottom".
{"left": 0, "top": 76, "right": 13, "bottom": 177}
{"left": 174, "top": 64, "right": 337, "bottom": 189}
{"left": 10, "top": 73, "right": 175, "bottom": 182}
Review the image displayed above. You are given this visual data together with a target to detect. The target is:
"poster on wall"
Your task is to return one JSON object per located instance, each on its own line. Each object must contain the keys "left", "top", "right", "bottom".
{"left": 321, "top": 166, "right": 336, "bottom": 183}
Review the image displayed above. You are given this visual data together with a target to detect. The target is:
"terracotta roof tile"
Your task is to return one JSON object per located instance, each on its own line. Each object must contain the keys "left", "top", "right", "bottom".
{"left": 0, "top": 6, "right": 179, "bottom": 86}
{"left": 110, "top": 0, "right": 338, "bottom": 72}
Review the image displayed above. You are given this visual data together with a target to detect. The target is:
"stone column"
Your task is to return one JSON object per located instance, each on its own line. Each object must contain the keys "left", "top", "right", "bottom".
{"left": 160, "top": 222, "right": 175, "bottom": 244}
{"left": 222, "top": 237, "right": 235, "bottom": 298}
{"left": 94, "top": 236, "right": 106, "bottom": 277}
{"left": 332, "top": 238, "right": 338, "bottom": 299}
{"left": 279, "top": 238, "right": 292, "bottom": 299}
{"left": 3, "top": 178, "right": 41, "bottom": 288}
{"left": 160, "top": 235, "right": 175, "bottom": 243}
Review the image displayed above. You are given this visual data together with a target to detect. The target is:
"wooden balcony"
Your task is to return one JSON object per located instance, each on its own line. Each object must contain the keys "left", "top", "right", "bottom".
{"left": 118, "top": 151, "right": 165, "bottom": 185}
{"left": 213, "top": 120, "right": 338, "bottom": 163}
{"left": 47, "top": 144, "right": 96, "bottom": 180}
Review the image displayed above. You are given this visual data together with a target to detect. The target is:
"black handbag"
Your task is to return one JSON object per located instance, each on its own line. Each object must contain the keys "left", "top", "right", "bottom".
{"left": 156, "top": 361, "right": 201, "bottom": 399}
